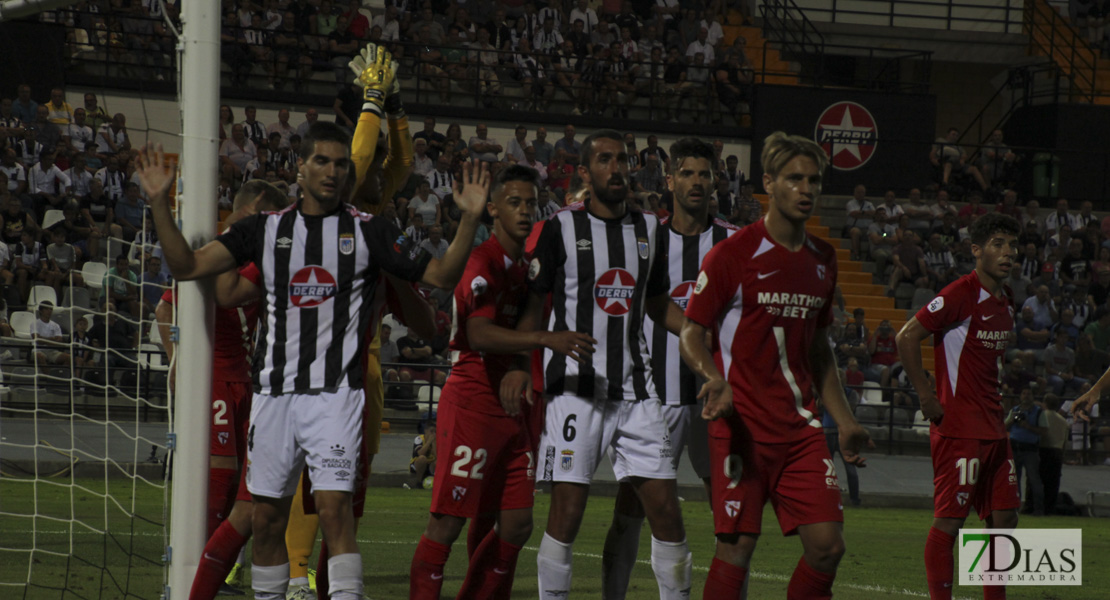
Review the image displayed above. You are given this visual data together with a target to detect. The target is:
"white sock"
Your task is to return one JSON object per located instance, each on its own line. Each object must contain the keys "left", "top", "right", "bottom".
{"left": 288, "top": 576, "right": 309, "bottom": 588}
{"left": 650, "top": 536, "right": 692, "bottom": 600}
{"left": 327, "top": 553, "right": 364, "bottom": 600}
{"left": 250, "top": 563, "right": 288, "bottom": 600}
{"left": 602, "top": 512, "right": 644, "bottom": 600}
{"left": 537, "top": 532, "right": 573, "bottom": 599}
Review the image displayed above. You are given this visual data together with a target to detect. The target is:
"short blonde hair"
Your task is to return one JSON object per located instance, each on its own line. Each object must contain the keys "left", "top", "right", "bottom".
{"left": 761, "top": 131, "right": 829, "bottom": 178}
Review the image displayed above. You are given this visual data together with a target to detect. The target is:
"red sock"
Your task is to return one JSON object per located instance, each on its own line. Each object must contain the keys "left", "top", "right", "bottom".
{"left": 983, "top": 584, "right": 1006, "bottom": 599}
{"left": 188, "top": 521, "right": 248, "bottom": 600}
{"left": 787, "top": 556, "right": 835, "bottom": 600}
{"left": 315, "top": 540, "right": 330, "bottom": 600}
{"left": 467, "top": 514, "right": 496, "bottom": 559}
{"left": 410, "top": 535, "right": 450, "bottom": 600}
{"left": 456, "top": 532, "right": 521, "bottom": 600}
{"left": 206, "top": 468, "right": 237, "bottom": 538}
{"left": 703, "top": 557, "right": 747, "bottom": 600}
{"left": 925, "top": 527, "right": 956, "bottom": 599}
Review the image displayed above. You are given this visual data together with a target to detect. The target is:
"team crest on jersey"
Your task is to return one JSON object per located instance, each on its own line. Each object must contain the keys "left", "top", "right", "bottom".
{"left": 595, "top": 268, "right": 636, "bottom": 316}
{"left": 928, "top": 296, "right": 944, "bottom": 313}
{"left": 671, "top": 281, "right": 696, "bottom": 310}
{"left": 339, "top": 233, "right": 355, "bottom": 255}
{"left": 637, "top": 238, "right": 649, "bottom": 259}
{"left": 724, "top": 500, "right": 741, "bottom": 518}
{"left": 956, "top": 492, "right": 969, "bottom": 507}
{"left": 816, "top": 264, "right": 826, "bottom": 280}
{"left": 471, "top": 275, "right": 488, "bottom": 296}
{"left": 289, "top": 266, "right": 337, "bottom": 308}
{"left": 561, "top": 450, "right": 574, "bottom": 471}
{"left": 217, "top": 432, "right": 229, "bottom": 446}
{"left": 453, "top": 486, "right": 467, "bottom": 501}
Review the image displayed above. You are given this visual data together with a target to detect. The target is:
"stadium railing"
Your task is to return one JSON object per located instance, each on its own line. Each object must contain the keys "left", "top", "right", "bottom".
{"left": 778, "top": 0, "right": 1025, "bottom": 34}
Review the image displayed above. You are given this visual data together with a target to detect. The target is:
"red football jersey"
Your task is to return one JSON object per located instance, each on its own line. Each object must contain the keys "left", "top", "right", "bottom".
{"left": 685, "top": 219, "right": 837, "bottom": 444}
{"left": 914, "top": 270, "right": 1013, "bottom": 440}
{"left": 160, "top": 263, "right": 262, "bottom": 383}
{"left": 447, "top": 235, "right": 529, "bottom": 415}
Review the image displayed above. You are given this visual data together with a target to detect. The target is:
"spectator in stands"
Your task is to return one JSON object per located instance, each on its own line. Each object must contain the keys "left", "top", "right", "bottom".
{"left": 1052, "top": 307, "right": 1082, "bottom": 349}
{"left": 28, "top": 151, "right": 72, "bottom": 216}
{"left": 1012, "top": 304, "right": 1051, "bottom": 366}
{"left": 44, "top": 227, "right": 78, "bottom": 298}
{"left": 1043, "top": 330, "right": 1088, "bottom": 396}
{"left": 43, "top": 88, "right": 73, "bottom": 133}
{"left": 1090, "top": 266, "right": 1110, "bottom": 307}
{"left": 0, "top": 98, "right": 23, "bottom": 148}
{"left": 547, "top": 147, "right": 574, "bottom": 198}
{"left": 1005, "top": 387, "right": 1048, "bottom": 516}
{"left": 404, "top": 212, "right": 428, "bottom": 245}
{"left": 407, "top": 176, "right": 440, "bottom": 226}
{"left": 835, "top": 307, "right": 871, "bottom": 366}
{"left": 404, "top": 419, "right": 436, "bottom": 489}
{"left": 842, "top": 183, "right": 874, "bottom": 260}
{"left": 397, "top": 329, "right": 447, "bottom": 386}
{"left": 32, "top": 301, "right": 71, "bottom": 366}
{"left": 64, "top": 108, "right": 95, "bottom": 155}
{"left": 14, "top": 128, "right": 44, "bottom": 167}
{"left": 995, "top": 189, "right": 1022, "bottom": 222}
{"left": 633, "top": 153, "right": 665, "bottom": 195}
{"left": 218, "top": 124, "right": 258, "bottom": 184}
{"left": 555, "top": 124, "right": 582, "bottom": 165}
{"left": 0, "top": 232, "right": 13, "bottom": 292}
{"left": 1018, "top": 220, "right": 1045, "bottom": 256}
{"left": 65, "top": 155, "right": 92, "bottom": 199}
{"left": 267, "top": 109, "right": 295, "bottom": 149}
{"left": 930, "top": 126, "right": 988, "bottom": 192}
{"left": 95, "top": 113, "right": 129, "bottom": 158}
{"left": 1065, "top": 282, "right": 1095, "bottom": 327}
{"left": 531, "top": 126, "right": 554, "bottom": 166}
{"left": 1059, "top": 238, "right": 1092, "bottom": 288}
{"left": 866, "top": 319, "right": 899, "bottom": 391}
{"left": 427, "top": 154, "right": 455, "bottom": 201}
{"left": 957, "top": 190, "right": 988, "bottom": 226}
{"left": 867, "top": 206, "right": 898, "bottom": 273}
{"left": 80, "top": 177, "right": 120, "bottom": 241}
{"left": 115, "top": 182, "right": 147, "bottom": 243}
{"left": 534, "top": 14, "right": 565, "bottom": 53}
{"left": 928, "top": 189, "right": 957, "bottom": 227}
{"left": 467, "top": 124, "right": 502, "bottom": 164}
{"left": 380, "top": 321, "right": 400, "bottom": 379}
{"left": 104, "top": 253, "right": 141, "bottom": 319}
{"left": 1, "top": 148, "right": 29, "bottom": 200}
{"left": 1001, "top": 357, "right": 1039, "bottom": 396}
{"left": 1074, "top": 331, "right": 1109, "bottom": 385}
{"left": 14, "top": 229, "right": 47, "bottom": 302}
{"left": 521, "top": 146, "right": 548, "bottom": 186}
{"left": 1005, "top": 258, "right": 1034, "bottom": 307}
{"left": 240, "top": 106, "right": 267, "bottom": 147}
{"left": 329, "top": 14, "right": 360, "bottom": 87}
{"left": 11, "top": 84, "right": 38, "bottom": 124}
{"left": 1078, "top": 200, "right": 1097, "bottom": 229}
{"left": 1044, "top": 198, "right": 1077, "bottom": 234}
{"left": 411, "top": 138, "right": 434, "bottom": 178}
{"left": 92, "top": 301, "right": 139, "bottom": 370}
{"left": 410, "top": 6, "right": 445, "bottom": 44}
{"left": 888, "top": 230, "right": 929, "bottom": 295}
{"left": 1023, "top": 199, "right": 1044, "bottom": 234}
{"left": 505, "top": 125, "right": 530, "bottom": 164}
{"left": 924, "top": 232, "right": 957, "bottom": 290}
{"left": 978, "top": 129, "right": 1016, "bottom": 186}
{"left": 71, "top": 314, "right": 93, "bottom": 368}
{"left": 413, "top": 117, "right": 446, "bottom": 161}
{"left": 418, "top": 225, "right": 448, "bottom": 260}
{"left": 536, "top": 186, "right": 561, "bottom": 221}
{"left": 469, "top": 29, "right": 504, "bottom": 107}
{"left": 1023, "top": 284, "right": 1058, "bottom": 329}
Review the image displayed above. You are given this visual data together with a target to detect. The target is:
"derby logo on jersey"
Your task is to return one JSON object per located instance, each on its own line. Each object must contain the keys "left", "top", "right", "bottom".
{"left": 671, "top": 280, "right": 696, "bottom": 310}
{"left": 289, "top": 266, "right": 337, "bottom": 308}
{"left": 339, "top": 233, "right": 355, "bottom": 255}
{"left": 595, "top": 268, "right": 636, "bottom": 316}
{"left": 814, "top": 101, "right": 878, "bottom": 171}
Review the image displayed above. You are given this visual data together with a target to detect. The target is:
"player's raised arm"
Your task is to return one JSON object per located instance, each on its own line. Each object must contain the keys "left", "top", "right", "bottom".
{"left": 678, "top": 317, "right": 732, "bottom": 421}
{"left": 811, "top": 327, "right": 872, "bottom": 466}
{"left": 896, "top": 316, "right": 943, "bottom": 423}
{"left": 420, "top": 161, "right": 489, "bottom": 289}
{"left": 1071, "top": 367, "right": 1110, "bottom": 421}
{"left": 135, "top": 143, "right": 237, "bottom": 281}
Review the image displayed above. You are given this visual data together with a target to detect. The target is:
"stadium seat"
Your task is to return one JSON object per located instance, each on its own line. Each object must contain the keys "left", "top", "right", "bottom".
{"left": 148, "top": 321, "right": 162, "bottom": 346}
{"left": 28, "top": 285, "right": 58, "bottom": 311}
{"left": 63, "top": 286, "right": 92, "bottom": 309}
{"left": 139, "top": 343, "right": 168, "bottom": 371}
{"left": 82, "top": 262, "right": 108, "bottom": 292}
{"left": 909, "top": 287, "right": 934, "bottom": 313}
{"left": 10, "top": 311, "right": 35, "bottom": 339}
{"left": 858, "top": 381, "right": 886, "bottom": 405}
{"left": 41, "top": 209, "right": 65, "bottom": 230}
{"left": 416, "top": 384, "right": 441, "bottom": 408}
{"left": 53, "top": 308, "right": 73, "bottom": 333}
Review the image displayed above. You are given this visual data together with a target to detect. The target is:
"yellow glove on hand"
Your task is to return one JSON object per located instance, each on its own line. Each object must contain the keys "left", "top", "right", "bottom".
{"left": 348, "top": 44, "right": 395, "bottom": 116}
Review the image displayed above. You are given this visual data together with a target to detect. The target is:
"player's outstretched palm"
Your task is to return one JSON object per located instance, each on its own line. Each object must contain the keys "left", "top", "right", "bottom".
{"left": 839, "top": 423, "right": 873, "bottom": 467}
{"left": 542, "top": 330, "right": 597, "bottom": 365}
{"left": 348, "top": 43, "right": 395, "bottom": 94}
{"left": 453, "top": 161, "right": 491, "bottom": 217}
{"left": 699, "top": 377, "right": 733, "bottom": 421}
{"left": 134, "top": 143, "right": 176, "bottom": 204}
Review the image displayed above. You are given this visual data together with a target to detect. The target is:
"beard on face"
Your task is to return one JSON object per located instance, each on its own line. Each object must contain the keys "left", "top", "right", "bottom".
{"left": 591, "top": 174, "right": 628, "bottom": 205}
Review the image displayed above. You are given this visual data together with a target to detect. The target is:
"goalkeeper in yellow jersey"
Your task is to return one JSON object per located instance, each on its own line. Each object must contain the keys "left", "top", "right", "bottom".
{"left": 284, "top": 42, "right": 436, "bottom": 600}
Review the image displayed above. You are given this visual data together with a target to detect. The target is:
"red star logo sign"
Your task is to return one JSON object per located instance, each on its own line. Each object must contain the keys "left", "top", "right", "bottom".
{"left": 670, "top": 281, "right": 696, "bottom": 310}
{"left": 595, "top": 268, "right": 636, "bottom": 316}
{"left": 289, "top": 266, "right": 337, "bottom": 308}
{"left": 814, "top": 101, "right": 878, "bottom": 171}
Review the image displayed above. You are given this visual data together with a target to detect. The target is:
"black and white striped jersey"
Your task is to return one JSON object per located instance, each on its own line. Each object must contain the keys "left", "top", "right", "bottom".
{"left": 647, "top": 217, "right": 739, "bottom": 407}
{"left": 218, "top": 202, "right": 431, "bottom": 396}
{"left": 526, "top": 201, "right": 669, "bottom": 401}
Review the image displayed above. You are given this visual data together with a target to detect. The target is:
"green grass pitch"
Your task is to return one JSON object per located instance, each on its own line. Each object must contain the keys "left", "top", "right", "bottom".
{"left": 1, "top": 480, "right": 1108, "bottom": 598}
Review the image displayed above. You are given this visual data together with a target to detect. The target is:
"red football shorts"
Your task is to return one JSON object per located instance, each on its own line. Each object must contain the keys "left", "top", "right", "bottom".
{"left": 235, "top": 455, "right": 251, "bottom": 502}
{"left": 210, "top": 380, "right": 252, "bottom": 459}
{"left": 709, "top": 414, "right": 843, "bottom": 537}
{"left": 429, "top": 392, "right": 536, "bottom": 518}
{"left": 931, "top": 432, "right": 1020, "bottom": 520}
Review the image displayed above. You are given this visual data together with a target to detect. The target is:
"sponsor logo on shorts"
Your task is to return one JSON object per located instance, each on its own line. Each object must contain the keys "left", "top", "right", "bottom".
{"left": 823, "top": 458, "right": 840, "bottom": 489}
{"left": 217, "top": 431, "right": 229, "bottom": 446}
{"left": 453, "top": 486, "right": 467, "bottom": 501}
{"left": 330, "top": 444, "right": 346, "bottom": 457}
{"left": 335, "top": 470, "right": 350, "bottom": 481}
{"left": 543, "top": 446, "right": 555, "bottom": 481}
{"left": 724, "top": 500, "right": 741, "bottom": 518}
{"left": 322, "top": 458, "right": 352, "bottom": 470}
{"left": 957, "top": 492, "right": 970, "bottom": 507}
{"left": 560, "top": 449, "right": 574, "bottom": 472}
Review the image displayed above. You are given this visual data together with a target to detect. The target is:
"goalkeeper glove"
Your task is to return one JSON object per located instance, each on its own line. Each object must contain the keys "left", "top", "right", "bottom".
{"left": 348, "top": 44, "right": 395, "bottom": 117}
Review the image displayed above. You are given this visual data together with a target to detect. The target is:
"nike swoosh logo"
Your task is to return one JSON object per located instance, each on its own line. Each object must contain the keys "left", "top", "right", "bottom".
{"left": 838, "top": 504, "right": 844, "bottom": 510}
{"left": 430, "top": 574, "right": 443, "bottom": 580}
{"left": 298, "top": 562, "right": 308, "bottom": 567}
{"left": 493, "top": 567, "right": 509, "bottom": 575}
{"left": 757, "top": 270, "right": 779, "bottom": 280}
{"left": 981, "top": 314, "right": 994, "bottom": 320}
{"left": 943, "top": 583, "right": 952, "bottom": 588}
